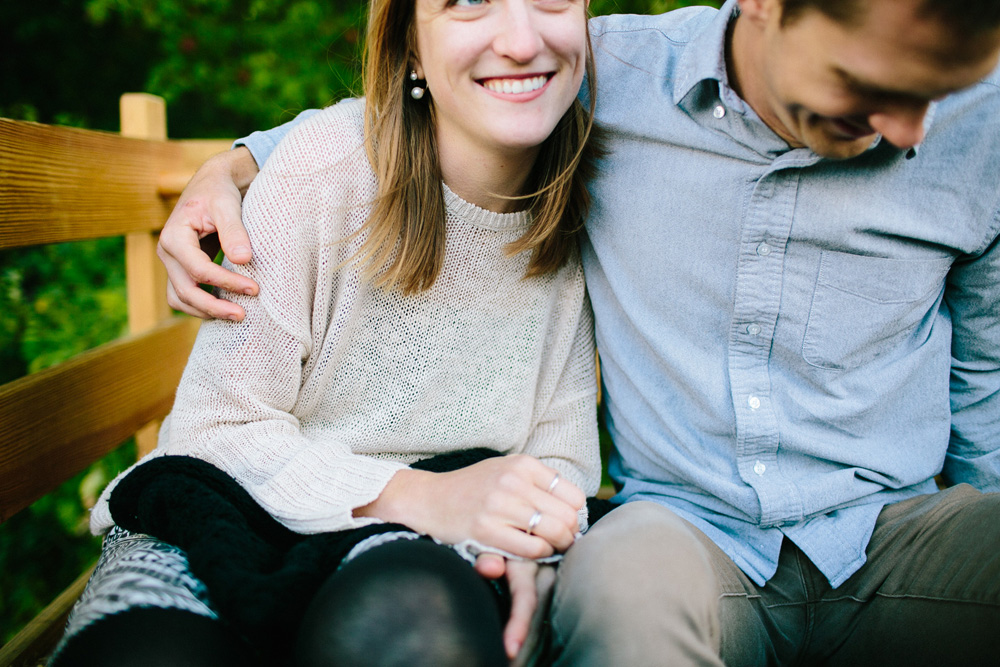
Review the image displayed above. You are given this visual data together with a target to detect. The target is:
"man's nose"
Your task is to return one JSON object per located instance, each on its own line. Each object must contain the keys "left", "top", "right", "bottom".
{"left": 868, "top": 101, "right": 930, "bottom": 150}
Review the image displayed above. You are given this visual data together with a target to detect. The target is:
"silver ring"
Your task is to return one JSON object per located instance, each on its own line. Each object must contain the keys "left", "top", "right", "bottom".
{"left": 547, "top": 473, "right": 561, "bottom": 494}
{"left": 526, "top": 510, "right": 542, "bottom": 536}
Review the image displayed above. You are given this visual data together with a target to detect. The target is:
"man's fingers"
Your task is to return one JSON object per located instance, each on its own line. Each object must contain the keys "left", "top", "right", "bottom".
{"left": 474, "top": 553, "right": 507, "bottom": 580}
{"left": 166, "top": 274, "right": 247, "bottom": 322}
{"left": 165, "top": 280, "right": 210, "bottom": 320}
{"left": 214, "top": 213, "right": 254, "bottom": 266}
{"left": 504, "top": 561, "right": 538, "bottom": 659}
{"left": 159, "top": 234, "right": 258, "bottom": 296}
{"left": 162, "top": 244, "right": 248, "bottom": 321}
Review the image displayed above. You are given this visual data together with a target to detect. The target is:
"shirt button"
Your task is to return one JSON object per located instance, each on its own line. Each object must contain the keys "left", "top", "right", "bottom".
{"left": 747, "top": 323, "right": 761, "bottom": 336}
{"left": 753, "top": 461, "right": 766, "bottom": 476}
{"left": 757, "top": 242, "right": 772, "bottom": 256}
{"left": 713, "top": 105, "right": 726, "bottom": 119}
{"left": 748, "top": 395, "right": 761, "bottom": 410}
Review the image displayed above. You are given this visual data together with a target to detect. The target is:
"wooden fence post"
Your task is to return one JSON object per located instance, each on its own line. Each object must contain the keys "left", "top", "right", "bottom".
{"left": 120, "top": 93, "right": 172, "bottom": 457}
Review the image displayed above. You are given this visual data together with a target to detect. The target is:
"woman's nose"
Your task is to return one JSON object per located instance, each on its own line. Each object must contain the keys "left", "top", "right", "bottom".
{"left": 493, "top": 0, "right": 544, "bottom": 63}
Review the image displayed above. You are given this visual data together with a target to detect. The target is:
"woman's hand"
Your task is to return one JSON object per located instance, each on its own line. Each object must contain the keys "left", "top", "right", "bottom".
{"left": 356, "top": 454, "right": 585, "bottom": 559}
{"left": 158, "top": 147, "right": 261, "bottom": 321}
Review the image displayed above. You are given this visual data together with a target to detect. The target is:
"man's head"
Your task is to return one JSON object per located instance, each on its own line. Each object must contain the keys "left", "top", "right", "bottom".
{"left": 732, "top": 0, "right": 1000, "bottom": 159}
{"left": 779, "top": 0, "right": 1000, "bottom": 37}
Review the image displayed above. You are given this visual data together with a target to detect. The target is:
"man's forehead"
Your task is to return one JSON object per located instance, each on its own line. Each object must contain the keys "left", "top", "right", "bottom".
{"left": 804, "top": 0, "right": 1000, "bottom": 95}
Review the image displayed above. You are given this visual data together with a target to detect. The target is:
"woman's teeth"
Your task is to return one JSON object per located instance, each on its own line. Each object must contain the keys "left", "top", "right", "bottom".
{"left": 483, "top": 75, "right": 548, "bottom": 94}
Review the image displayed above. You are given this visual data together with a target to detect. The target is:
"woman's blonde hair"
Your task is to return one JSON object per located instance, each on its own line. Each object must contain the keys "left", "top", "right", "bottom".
{"left": 357, "top": 0, "right": 602, "bottom": 294}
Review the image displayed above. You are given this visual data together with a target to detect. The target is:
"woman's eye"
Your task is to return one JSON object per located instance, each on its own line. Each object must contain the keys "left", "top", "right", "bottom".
{"left": 452, "top": 0, "right": 487, "bottom": 7}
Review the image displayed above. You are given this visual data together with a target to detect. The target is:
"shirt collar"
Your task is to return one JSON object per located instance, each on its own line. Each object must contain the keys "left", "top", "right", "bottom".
{"left": 673, "top": 0, "right": 738, "bottom": 107}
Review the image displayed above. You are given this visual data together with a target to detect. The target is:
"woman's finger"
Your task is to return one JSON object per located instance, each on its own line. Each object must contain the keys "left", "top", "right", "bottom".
{"left": 531, "top": 468, "right": 586, "bottom": 513}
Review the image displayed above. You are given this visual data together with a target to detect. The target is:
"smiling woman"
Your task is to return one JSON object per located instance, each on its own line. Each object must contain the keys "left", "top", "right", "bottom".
{"left": 415, "top": 0, "right": 588, "bottom": 170}
{"left": 49, "top": 0, "right": 603, "bottom": 665}
{"left": 362, "top": 0, "right": 599, "bottom": 293}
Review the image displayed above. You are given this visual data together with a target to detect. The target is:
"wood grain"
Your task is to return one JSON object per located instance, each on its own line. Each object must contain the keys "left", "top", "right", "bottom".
{"left": 0, "top": 119, "right": 230, "bottom": 248}
{"left": 0, "top": 317, "right": 201, "bottom": 524}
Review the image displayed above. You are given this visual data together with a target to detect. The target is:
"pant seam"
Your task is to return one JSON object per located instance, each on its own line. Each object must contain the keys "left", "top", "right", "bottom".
{"left": 870, "top": 591, "right": 1000, "bottom": 607}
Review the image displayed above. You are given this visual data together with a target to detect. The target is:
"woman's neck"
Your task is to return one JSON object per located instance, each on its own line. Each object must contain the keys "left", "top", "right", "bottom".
{"left": 436, "top": 137, "right": 541, "bottom": 214}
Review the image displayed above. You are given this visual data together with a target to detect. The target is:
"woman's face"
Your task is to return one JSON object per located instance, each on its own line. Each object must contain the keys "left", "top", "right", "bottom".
{"left": 413, "top": 0, "right": 588, "bottom": 162}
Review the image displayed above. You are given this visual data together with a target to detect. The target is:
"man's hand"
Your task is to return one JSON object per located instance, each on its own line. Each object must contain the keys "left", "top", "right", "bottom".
{"left": 158, "top": 146, "right": 261, "bottom": 321}
{"left": 476, "top": 554, "right": 541, "bottom": 660}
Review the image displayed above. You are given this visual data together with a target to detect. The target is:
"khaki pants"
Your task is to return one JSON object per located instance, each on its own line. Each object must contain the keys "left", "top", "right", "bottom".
{"left": 550, "top": 485, "right": 1000, "bottom": 666}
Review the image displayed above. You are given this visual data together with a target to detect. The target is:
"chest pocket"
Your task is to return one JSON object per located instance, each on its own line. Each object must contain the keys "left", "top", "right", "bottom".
{"left": 802, "top": 251, "right": 952, "bottom": 370}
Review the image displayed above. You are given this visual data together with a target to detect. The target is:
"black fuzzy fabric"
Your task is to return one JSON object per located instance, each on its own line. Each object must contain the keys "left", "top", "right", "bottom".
{"left": 107, "top": 449, "right": 617, "bottom": 659}
{"left": 585, "top": 496, "right": 619, "bottom": 525}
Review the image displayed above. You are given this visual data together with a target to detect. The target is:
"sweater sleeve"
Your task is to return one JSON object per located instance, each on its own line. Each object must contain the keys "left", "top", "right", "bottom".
{"left": 522, "top": 263, "right": 602, "bottom": 523}
{"left": 162, "top": 121, "right": 407, "bottom": 535}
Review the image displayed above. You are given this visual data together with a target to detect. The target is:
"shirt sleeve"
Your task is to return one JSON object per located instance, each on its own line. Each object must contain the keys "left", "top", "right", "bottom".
{"left": 161, "top": 152, "right": 407, "bottom": 535}
{"left": 233, "top": 108, "right": 323, "bottom": 168}
{"left": 944, "top": 230, "right": 1000, "bottom": 491}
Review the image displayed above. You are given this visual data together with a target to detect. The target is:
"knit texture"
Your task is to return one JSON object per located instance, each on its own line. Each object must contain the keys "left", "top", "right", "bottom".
{"left": 92, "top": 98, "right": 600, "bottom": 536}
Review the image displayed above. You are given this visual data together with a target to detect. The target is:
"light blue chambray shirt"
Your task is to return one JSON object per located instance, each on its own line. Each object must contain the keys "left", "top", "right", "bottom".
{"left": 236, "top": 0, "right": 1000, "bottom": 588}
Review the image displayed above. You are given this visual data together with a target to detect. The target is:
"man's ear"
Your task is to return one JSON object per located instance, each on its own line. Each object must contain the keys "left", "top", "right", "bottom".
{"left": 738, "top": 0, "right": 781, "bottom": 28}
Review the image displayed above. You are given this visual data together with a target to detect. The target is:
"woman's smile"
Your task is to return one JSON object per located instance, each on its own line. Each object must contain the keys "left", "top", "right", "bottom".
{"left": 479, "top": 73, "right": 553, "bottom": 96}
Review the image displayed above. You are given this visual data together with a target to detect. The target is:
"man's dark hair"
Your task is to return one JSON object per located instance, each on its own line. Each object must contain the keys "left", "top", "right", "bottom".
{"left": 779, "top": 0, "right": 1000, "bottom": 36}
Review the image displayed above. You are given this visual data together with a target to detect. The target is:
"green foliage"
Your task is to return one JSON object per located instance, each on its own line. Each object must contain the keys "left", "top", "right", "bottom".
{"left": 592, "top": 0, "right": 719, "bottom": 15}
{"left": 84, "top": 0, "right": 369, "bottom": 137}
{"left": 0, "top": 0, "right": 159, "bottom": 132}
{"left": 0, "top": 240, "right": 128, "bottom": 384}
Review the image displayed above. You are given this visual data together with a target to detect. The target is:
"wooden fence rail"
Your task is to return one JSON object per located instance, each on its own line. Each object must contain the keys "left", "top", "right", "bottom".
{"left": 0, "top": 93, "right": 230, "bottom": 666}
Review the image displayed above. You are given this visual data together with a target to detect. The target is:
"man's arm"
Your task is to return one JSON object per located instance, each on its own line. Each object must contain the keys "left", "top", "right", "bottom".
{"left": 944, "top": 232, "right": 1000, "bottom": 490}
{"left": 158, "top": 110, "right": 318, "bottom": 320}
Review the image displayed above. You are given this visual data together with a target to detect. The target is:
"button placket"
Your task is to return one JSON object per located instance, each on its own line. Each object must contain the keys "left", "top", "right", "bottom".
{"left": 728, "top": 168, "right": 800, "bottom": 525}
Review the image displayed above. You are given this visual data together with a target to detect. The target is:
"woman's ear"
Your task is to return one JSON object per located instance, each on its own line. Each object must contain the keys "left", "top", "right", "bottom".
{"left": 409, "top": 56, "right": 425, "bottom": 81}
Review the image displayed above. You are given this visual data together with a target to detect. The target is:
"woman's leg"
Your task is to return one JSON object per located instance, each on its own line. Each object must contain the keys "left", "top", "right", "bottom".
{"left": 51, "top": 607, "right": 259, "bottom": 667}
{"left": 51, "top": 526, "right": 258, "bottom": 666}
{"left": 294, "top": 538, "right": 507, "bottom": 667}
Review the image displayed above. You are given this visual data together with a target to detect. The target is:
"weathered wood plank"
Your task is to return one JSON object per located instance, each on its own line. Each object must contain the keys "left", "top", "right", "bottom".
{"left": 0, "top": 317, "right": 201, "bottom": 524}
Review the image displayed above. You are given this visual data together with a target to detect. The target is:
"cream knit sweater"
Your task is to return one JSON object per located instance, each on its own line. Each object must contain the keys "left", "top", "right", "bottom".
{"left": 91, "top": 99, "right": 600, "bottom": 537}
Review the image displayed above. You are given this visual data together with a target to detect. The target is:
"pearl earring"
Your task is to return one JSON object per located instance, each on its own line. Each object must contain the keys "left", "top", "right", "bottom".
{"left": 409, "top": 70, "right": 426, "bottom": 100}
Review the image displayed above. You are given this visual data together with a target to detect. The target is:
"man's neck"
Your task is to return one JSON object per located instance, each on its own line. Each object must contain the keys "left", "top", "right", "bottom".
{"left": 726, "top": 13, "right": 801, "bottom": 147}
